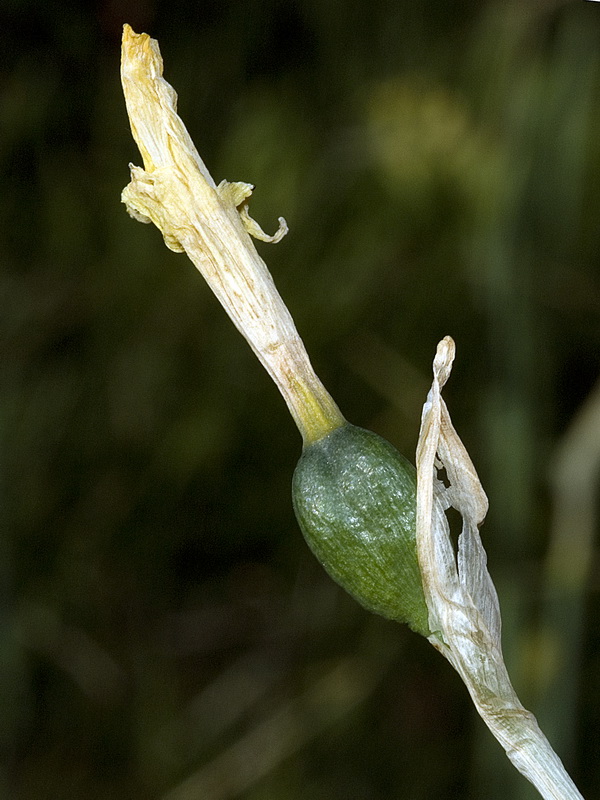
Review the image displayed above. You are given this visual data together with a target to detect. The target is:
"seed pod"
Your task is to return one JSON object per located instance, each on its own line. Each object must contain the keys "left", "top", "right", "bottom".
{"left": 292, "top": 423, "right": 430, "bottom": 636}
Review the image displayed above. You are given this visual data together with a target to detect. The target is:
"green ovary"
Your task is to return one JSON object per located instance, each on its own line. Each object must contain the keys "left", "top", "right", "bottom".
{"left": 292, "top": 423, "right": 430, "bottom": 637}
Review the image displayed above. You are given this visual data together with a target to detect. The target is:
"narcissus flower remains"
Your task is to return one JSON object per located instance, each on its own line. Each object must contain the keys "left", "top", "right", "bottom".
{"left": 120, "top": 26, "right": 584, "bottom": 800}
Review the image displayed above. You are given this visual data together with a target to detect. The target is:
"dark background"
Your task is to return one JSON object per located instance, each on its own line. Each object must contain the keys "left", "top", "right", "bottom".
{"left": 2, "top": 1, "right": 599, "bottom": 798}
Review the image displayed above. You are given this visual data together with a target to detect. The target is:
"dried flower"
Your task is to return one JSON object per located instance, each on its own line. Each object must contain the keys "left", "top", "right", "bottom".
{"left": 121, "top": 26, "right": 584, "bottom": 800}
{"left": 120, "top": 24, "right": 344, "bottom": 446}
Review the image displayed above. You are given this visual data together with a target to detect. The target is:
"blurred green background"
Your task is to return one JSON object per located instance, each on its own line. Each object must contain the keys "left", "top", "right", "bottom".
{"left": 2, "top": 1, "right": 599, "bottom": 798}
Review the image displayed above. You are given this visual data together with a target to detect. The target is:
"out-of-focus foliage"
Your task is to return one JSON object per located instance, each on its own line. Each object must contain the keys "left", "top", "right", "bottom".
{"left": 1, "top": 1, "right": 599, "bottom": 798}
